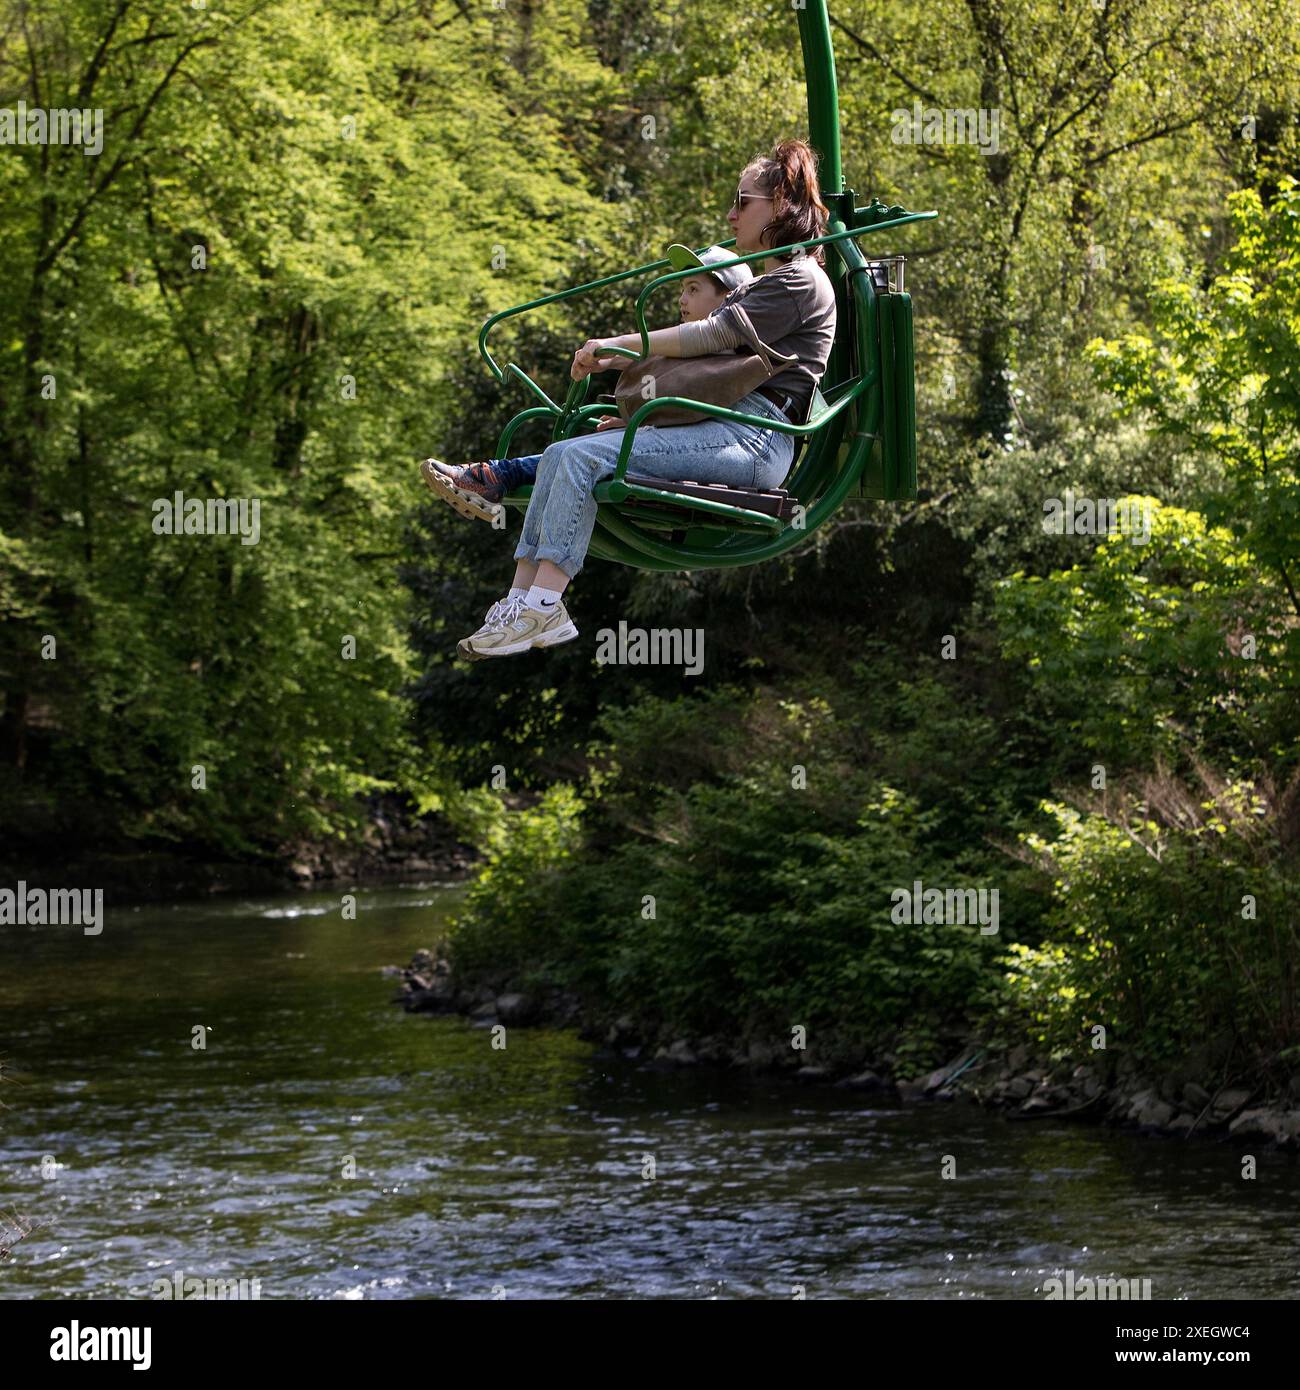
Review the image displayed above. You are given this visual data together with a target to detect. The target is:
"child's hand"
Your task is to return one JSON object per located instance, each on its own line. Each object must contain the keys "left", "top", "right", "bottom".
{"left": 594, "top": 415, "right": 623, "bottom": 431}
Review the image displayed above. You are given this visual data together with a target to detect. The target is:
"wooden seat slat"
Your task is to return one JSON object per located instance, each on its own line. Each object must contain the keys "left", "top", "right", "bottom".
{"left": 622, "top": 472, "right": 797, "bottom": 520}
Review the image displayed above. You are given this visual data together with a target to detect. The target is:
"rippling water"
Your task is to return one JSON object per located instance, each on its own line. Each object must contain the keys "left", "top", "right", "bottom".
{"left": 2, "top": 884, "right": 1297, "bottom": 1299}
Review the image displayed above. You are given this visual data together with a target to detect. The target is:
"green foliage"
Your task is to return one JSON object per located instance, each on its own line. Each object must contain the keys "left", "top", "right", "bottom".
{"left": 448, "top": 681, "right": 1008, "bottom": 1065}
{"left": 0, "top": 0, "right": 624, "bottom": 851}
{"left": 445, "top": 784, "right": 587, "bottom": 988}
{"left": 1004, "top": 775, "right": 1300, "bottom": 1065}
{"left": 1085, "top": 179, "right": 1300, "bottom": 665}
{"left": 994, "top": 500, "right": 1284, "bottom": 770}
{"left": 944, "top": 421, "right": 1204, "bottom": 600}
{"left": 1, "top": 0, "right": 1298, "bottom": 1090}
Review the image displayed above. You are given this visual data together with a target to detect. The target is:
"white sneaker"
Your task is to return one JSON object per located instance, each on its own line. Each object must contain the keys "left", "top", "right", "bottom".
{"left": 456, "top": 596, "right": 521, "bottom": 662}
{"left": 465, "top": 596, "right": 578, "bottom": 658}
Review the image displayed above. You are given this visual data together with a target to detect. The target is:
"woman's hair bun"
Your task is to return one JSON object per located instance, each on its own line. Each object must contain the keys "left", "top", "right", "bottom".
{"left": 746, "top": 138, "right": 830, "bottom": 264}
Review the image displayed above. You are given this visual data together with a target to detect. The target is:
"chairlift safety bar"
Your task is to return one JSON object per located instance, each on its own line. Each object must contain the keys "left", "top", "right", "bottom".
{"left": 477, "top": 206, "right": 935, "bottom": 383}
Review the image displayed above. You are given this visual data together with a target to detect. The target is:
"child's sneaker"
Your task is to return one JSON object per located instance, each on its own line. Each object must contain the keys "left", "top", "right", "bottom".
{"left": 464, "top": 596, "right": 578, "bottom": 659}
{"left": 419, "top": 457, "right": 507, "bottom": 524}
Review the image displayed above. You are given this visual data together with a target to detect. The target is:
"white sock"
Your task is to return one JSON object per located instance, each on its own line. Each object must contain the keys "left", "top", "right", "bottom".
{"left": 524, "top": 583, "right": 564, "bottom": 611}
{"left": 507, "top": 586, "right": 528, "bottom": 601}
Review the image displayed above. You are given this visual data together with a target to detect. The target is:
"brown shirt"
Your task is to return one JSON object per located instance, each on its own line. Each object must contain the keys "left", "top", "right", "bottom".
{"left": 675, "top": 255, "right": 837, "bottom": 422}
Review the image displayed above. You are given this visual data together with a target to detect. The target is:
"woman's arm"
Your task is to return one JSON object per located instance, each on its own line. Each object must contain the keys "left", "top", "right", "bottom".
{"left": 605, "top": 317, "right": 745, "bottom": 359}
{"left": 571, "top": 315, "right": 748, "bottom": 379}
{"left": 575, "top": 268, "right": 804, "bottom": 377}
{"left": 572, "top": 301, "right": 761, "bottom": 380}
{"left": 603, "top": 326, "right": 685, "bottom": 358}
{"left": 571, "top": 328, "right": 682, "bottom": 379}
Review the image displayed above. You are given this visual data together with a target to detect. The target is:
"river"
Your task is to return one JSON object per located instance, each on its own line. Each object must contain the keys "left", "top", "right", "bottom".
{"left": 1, "top": 883, "right": 1297, "bottom": 1299}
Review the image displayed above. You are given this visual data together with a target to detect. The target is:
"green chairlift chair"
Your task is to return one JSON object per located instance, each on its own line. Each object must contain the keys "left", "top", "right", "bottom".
{"left": 474, "top": 0, "right": 936, "bottom": 572}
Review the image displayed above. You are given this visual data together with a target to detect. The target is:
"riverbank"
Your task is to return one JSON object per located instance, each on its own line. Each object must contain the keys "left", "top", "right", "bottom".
{"left": 0, "top": 793, "right": 476, "bottom": 906}
{"left": 390, "top": 948, "right": 1300, "bottom": 1152}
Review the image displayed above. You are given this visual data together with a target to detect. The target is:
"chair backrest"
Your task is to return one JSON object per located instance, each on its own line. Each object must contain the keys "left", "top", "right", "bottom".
{"left": 814, "top": 233, "right": 918, "bottom": 503}
{"left": 781, "top": 241, "right": 862, "bottom": 497}
{"left": 861, "top": 288, "right": 916, "bottom": 501}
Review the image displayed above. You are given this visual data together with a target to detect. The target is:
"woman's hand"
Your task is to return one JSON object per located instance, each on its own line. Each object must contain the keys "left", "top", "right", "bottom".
{"left": 594, "top": 415, "right": 624, "bottom": 431}
{"left": 571, "top": 338, "right": 627, "bottom": 381}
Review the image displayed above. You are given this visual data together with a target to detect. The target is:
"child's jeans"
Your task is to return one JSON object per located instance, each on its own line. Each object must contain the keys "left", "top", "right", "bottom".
{"left": 486, "top": 454, "right": 543, "bottom": 491}
{"left": 512, "top": 389, "right": 796, "bottom": 580}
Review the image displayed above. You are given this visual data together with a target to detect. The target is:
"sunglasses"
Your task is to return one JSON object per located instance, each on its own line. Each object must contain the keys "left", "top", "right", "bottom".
{"left": 731, "top": 185, "right": 773, "bottom": 211}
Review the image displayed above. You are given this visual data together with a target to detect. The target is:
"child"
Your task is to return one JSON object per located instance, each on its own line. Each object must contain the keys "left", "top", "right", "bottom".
{"left": 420, "top": 243, "right": 753, "bottom": 523}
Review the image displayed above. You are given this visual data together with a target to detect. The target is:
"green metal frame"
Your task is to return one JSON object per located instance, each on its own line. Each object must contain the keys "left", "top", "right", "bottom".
{"left": 472, "top": 0, "right": 936, "bottom": 572}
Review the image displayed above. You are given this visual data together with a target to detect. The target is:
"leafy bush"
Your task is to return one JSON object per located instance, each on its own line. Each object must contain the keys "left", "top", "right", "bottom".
{"left": 1004, "top": 767, "right": 1300, "bottom": 1067}
{"left": 445, "top": 784, "right": 587, "bottom": 988}
{"left": 448, "top": 682, "right": 1011, "bottom": 1068}
{"left": 994, "top": 500, "right": 1284, "bottom": 771}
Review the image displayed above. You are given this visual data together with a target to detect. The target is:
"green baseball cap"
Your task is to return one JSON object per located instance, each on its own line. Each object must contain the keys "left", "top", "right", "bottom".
{"left": 665, "top": 243, "right": 754, "bottom": 293}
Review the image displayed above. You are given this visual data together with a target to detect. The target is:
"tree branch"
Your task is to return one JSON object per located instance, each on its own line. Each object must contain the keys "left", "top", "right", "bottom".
{"left": 830, "top": 15, "right": 942, "bottom": 108}
{"left": 75, "top": 0, "right": 131, "bottom": 109}
{"left": 35, "top": 35, "right": 219, "bottom": 279}
{"left": 1082, "top": 108, "right": 1219, "bottom": 170}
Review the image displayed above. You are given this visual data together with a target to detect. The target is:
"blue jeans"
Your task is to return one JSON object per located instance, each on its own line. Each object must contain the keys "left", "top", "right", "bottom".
{"left": 488, "top": 453, "right": 543, "bottom": 490}
{"left": 512, "top": 390, "right": 796, "bottom": 579}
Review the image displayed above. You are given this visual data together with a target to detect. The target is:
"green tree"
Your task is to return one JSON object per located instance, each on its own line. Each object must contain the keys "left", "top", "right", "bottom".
{"left": 1087, "top": 179, "right": 1300, "bottom": 635}
{"left": 0, "top": 0, "right": 624, "bottom": 850}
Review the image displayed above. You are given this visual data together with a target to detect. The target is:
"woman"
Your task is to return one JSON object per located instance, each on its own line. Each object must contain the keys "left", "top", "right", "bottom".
{"left": 448, "top": 137, "right": 837, "bottom": 661}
